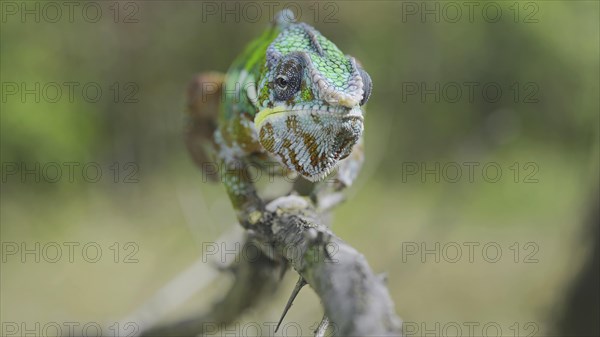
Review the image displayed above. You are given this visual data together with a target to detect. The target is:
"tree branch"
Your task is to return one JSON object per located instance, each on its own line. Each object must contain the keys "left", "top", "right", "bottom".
{"left": 140, "top": 195, "right": 402, "bottom": 336}
{"left": 260, "top": 195, "right": 402, "bottom": 336}
{"left": 140, "top": 239, "right": 285, "bottom": 336}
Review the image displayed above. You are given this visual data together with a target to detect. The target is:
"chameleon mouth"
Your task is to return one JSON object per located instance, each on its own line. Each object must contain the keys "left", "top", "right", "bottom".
{"left": 254, "top": 105, "right": 364, "bottom": 181}
{"left": 254, "top": 106, "right": 288, "bottom": 130}
{"left": 254, "top": 105, "right": 361, "bottom": 130}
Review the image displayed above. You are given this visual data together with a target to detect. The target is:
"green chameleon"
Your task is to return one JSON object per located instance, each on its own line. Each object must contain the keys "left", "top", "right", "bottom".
{"left": 186, "top": 9, "right": 371, "bottom": 227}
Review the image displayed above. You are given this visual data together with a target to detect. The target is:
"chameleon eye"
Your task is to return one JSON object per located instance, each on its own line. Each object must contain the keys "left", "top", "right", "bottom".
{"left": 359, "top": 68, "right": 372, "bottom": 106}
{"left": 274, "top": 56, "right": 303, "bottom": 101}
{"left": 275, "top": 76, "right": 289, "bottom": 89}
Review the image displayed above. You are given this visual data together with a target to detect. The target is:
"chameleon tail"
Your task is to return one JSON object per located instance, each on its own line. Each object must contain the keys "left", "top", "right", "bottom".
{"left": 184, "top": 72, "right": 225, "bottom": 181}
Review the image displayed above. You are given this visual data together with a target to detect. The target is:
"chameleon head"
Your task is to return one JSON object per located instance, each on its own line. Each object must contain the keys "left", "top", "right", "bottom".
{"left": 254, "top": 20, "right": 372, "bottom": 182}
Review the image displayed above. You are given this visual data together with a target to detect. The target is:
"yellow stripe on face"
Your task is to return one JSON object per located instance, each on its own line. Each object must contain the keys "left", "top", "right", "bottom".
{"left": 254, "top": 106, "right": 287, "bottom": 129}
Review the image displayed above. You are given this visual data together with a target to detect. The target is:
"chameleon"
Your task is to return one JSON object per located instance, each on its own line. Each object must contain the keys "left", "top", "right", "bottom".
{"left": 185, "top": 9, "right": 371, "bottom": 228}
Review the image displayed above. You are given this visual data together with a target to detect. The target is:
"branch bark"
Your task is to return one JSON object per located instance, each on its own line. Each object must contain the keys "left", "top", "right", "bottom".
{"left": 140, "top": 195, "right": 402, "bottom": 336}
{"left": 259, "top": 196, "right": 402, "bottom": 336}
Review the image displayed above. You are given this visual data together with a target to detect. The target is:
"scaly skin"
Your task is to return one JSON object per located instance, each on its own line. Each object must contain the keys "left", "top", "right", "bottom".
{"left": 193, "top": 11, "right": 371, "bottom": 225}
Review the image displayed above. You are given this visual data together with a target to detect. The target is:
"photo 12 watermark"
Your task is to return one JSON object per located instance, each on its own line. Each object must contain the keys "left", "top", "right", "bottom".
{"left": 1, "top": 321, "right": 139, "bottom": 337}
{"left": 199, "top": 1, "right": 339, "bottom": 24}
{"left": 201, "top": 240, "right": 339, "bottom": 265}
{"left": 1, "top": 241, "right": 140, "bottom": 263}
{"left": 400, "top": 81, "right": 540, "bottom": 104}
{"left": 201, "top": 320, "right": 342, "bottom": 337}
{"left": 1, "top": 1, "right": 140, "bottom": 24}
{"left": 1, "top": 82, "right": 140, "bottom": 104}
{"left": 400, "top": 161, "right": 539, "bottom": 184}
{"left": 400, "top": 241, "right": 540, "bottom": 264}
{"left": 1, "top": 161, "right": 140, "bottom": 184}
{"left": 403, "top": 321, "right": 539, "bottom": 337}
{"left": 399, "top": 1, "right": 540, "bottom": 24}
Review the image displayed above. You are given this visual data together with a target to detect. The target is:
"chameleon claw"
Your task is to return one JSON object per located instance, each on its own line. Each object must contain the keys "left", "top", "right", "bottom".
{"left": 248, "top": 210, "right": 262, "bottom": 225}
{"left": 314, "top": 314, "right": 330, "bottom": 337}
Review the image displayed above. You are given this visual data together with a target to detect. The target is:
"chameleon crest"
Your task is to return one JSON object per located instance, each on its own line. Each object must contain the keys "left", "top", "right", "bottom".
{"left": 254, "top": 18, "right": 372, "bottom": 181}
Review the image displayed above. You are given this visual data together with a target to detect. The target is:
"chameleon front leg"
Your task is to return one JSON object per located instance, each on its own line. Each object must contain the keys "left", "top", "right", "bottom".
{"left": 216, "top": 142, "right": 265, "bottom": 227}
{"left": 220, "top": 161, "right": 265, "bottom": 227}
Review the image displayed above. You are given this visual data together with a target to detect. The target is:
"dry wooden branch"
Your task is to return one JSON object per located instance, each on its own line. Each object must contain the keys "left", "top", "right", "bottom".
{"left": 140, "top": 239, "right": 284, "bottom": 336}
{"left": 140, "top": 195, "right": 402, "bottom": 336}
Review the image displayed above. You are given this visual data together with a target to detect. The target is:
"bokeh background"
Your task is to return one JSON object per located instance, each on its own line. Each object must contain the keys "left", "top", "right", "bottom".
{"left": 1, "top": 1, "right": 598, "bottom": 336}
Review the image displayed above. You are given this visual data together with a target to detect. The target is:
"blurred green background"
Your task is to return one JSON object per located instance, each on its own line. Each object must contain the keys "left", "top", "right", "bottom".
{"left": 1, "top": 1, "right": 598, "bottom": 336}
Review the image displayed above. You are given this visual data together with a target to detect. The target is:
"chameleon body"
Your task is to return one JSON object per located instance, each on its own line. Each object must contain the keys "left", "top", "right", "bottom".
{"left": 187, "top": 11, "right": 371, "bottom": 224}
